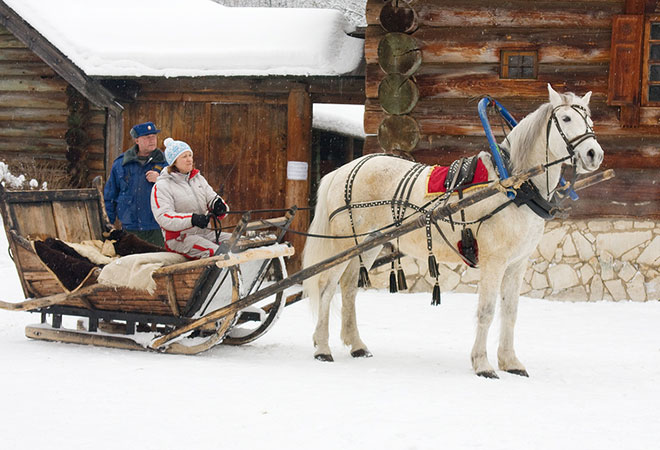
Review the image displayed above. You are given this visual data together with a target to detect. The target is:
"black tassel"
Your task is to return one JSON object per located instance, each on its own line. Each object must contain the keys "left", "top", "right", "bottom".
{"left": 389, "top": 270, "right": 398, "bottom": 293}
{"left": 358, "top": 265, "right": 371, "bottom": 288}
{"left": 397, "top": 267, "right": 408, "bottom": 291}
{"left": 431, "top": 282, "right": 441, "bottom": 305}
{"left": 428, "top": 254, "right": 439, "bottom": 279}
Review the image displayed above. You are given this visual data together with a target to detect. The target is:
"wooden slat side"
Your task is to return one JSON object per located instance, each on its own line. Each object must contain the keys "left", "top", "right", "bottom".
{"left": 52, "top": 201, "right": 94, "bottom": 242}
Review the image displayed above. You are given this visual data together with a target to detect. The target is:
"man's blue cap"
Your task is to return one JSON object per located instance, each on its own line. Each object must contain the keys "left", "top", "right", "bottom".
{"left": 130, "top": 121, "right": 161, "bottom": 138}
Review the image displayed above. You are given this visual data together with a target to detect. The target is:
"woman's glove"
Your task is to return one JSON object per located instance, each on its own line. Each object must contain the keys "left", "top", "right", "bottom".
{"left": 212, "top": 197, "right": 228, "bottom": 218}
{"left": 191, "top": 213, "right": 210, "bottom": 229}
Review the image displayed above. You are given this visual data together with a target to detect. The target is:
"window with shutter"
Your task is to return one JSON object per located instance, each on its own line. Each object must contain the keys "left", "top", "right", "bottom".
{"left": 642, "top": 15, "right": 660, "bottom": 105}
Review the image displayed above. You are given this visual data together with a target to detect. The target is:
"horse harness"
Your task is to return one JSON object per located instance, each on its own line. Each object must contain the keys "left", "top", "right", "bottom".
{"left": 333, "top": 154, "right": 490, "bottom": 304}
{"left": 329, "top": 103, "right": 595, "bottom": 302}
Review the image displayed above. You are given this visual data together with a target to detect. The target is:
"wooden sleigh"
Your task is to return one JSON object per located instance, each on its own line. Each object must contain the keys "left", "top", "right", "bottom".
{"left": 0, "top": 177, "right": 297, "bottom": 354}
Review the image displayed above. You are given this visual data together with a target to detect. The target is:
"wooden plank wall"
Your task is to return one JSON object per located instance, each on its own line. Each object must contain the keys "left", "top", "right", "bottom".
{"left": 0, "top": 25, "right": 106, "bottom": 184}
{"left": 365, "top": 0, "right": 660, "bottom": 218}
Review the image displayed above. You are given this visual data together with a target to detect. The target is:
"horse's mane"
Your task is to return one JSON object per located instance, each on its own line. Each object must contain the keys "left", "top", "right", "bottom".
{"left": 505, "top": 93, "right": 587, "bottom": 173}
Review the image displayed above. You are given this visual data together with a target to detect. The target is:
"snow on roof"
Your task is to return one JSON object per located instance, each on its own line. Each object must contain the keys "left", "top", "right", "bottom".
{"left": 4, "top": 0, "right": 364, "bottom": 77}
{"left": 312, "top": 104, "right": 365, "bottom": 139}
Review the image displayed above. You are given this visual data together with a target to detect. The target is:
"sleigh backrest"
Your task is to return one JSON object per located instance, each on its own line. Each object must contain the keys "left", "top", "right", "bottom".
{"left": 0, "top": 177, "right": 110, "bottom": 299}
{"left": 0, "top": 177, "right": 108, "bottom": 243}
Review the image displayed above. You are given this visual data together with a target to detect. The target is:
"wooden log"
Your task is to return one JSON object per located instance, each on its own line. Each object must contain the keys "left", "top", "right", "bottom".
{"left": 0, "top": 77, "right": 68, "bottom": 93}
{"left": 151, "top": 163, "right": 546, "bottom": 350}
{"left": 367, "top": 0, "right": 623, "bottom": 28}
{"left": 0, "top": 92, "right": 67, "bottom": 109}
{"left": 370, "top": 131, "right": 660, "bottom": 171}
{"left": 366, "top": 63, "right": 609, "bottom": 100}
{"left": 377, "top": 114, "right": 420, "bottom": 152}
{"left": 367, "top": 96, "right": 619, "bottom": 126}
{"left": 0, "top": 139, "right": 67, "bottom": 155}
{"left": 0, "top": 62, "right": 57, "bottom": 77}
{"left": 378, "top": 0, "right": 419, "bottom": 33}
{"left": 563, "top": 168, "right": 659, "bottom": 219}
{"left": 0, "top": 48, "right": 42, "bottom": 62}
{"left": 0, "top": 107, "right": 67, "bottom": 122}
{"left": 366, "top": 25, "right": 612, "bottom": 65}
{"left": 0, "top": 33, "right": 26, "bottom": 48}
{"left": 378, "top": 73, "right": 420, "bottom": 115}
{"left": 378, "top": 32, "right": 422, "bottom": 77}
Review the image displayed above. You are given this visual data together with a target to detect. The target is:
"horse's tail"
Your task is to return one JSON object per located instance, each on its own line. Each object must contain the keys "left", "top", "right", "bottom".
{"left": 302, "top": 169, "right": 339, "bottom": 311}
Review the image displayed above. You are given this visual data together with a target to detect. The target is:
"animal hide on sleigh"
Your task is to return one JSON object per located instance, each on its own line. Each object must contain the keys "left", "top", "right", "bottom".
{"left": 33, "top": 230, "right": 168, "bottom": 293}
{"left": 32, "top": 238, "right": 101, "bottom": 293}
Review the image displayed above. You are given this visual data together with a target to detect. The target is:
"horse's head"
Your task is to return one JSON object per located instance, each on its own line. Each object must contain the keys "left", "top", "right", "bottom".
{"left": 547, "top": 84, "right": 604, "bottom": 173}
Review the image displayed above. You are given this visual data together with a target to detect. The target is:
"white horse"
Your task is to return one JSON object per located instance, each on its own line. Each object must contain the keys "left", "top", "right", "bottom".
{"left": 302, "top": 84, "right": 604, "bottom": 378}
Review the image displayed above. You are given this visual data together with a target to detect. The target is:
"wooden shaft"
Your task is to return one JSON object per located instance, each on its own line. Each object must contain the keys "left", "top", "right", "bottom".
{"left": 150, "top": 164, "right": 545, "bottom": 349}
{"left": 572, "top": 169, "right": 615, "bottom": 191}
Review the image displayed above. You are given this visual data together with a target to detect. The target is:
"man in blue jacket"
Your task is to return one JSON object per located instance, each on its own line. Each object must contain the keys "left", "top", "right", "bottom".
{"left": 104, "top": 121, "right": 167, "bottom": 246}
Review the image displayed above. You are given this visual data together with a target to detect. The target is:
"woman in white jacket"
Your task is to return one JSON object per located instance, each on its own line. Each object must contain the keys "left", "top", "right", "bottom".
{"left": 151, "top": 138, "right": 229, "bottom": 259}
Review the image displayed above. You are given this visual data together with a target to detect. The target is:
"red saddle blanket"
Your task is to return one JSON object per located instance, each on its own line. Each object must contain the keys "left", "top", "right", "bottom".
{"left": 425, "top": 159, "right": 490, "bottom": 196}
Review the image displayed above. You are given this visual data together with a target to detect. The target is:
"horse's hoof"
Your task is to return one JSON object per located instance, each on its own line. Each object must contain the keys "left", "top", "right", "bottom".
{"left": 315, "top": 354, "right": 334, "bottom": 362}
{"left": 477, "top": 370, "right": 499, "bottom": 379}
{"left": 351, "top": 349, "right": 373, "bottom": 358}
{"left": 507, "top": 369, "right": 529, "bottom": 377}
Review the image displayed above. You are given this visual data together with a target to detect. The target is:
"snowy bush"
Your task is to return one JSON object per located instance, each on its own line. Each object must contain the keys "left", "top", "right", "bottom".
{"left": 0, "top": 161, "right": 47, "bottom": 190}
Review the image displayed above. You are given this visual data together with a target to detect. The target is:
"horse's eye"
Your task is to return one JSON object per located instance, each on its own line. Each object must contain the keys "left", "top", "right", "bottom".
{"left": 562, "top": 116, "right": 571, "bottom": 122}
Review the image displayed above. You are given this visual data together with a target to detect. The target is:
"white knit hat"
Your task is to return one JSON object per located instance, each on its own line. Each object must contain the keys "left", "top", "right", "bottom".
{"left": 164, "top": 138, "right": 193, "bottom": 166}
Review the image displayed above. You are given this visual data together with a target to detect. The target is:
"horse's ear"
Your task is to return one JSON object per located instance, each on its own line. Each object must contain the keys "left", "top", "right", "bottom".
{"left": 547, "top": 83, "right": 562, "bottom": 107}
{"left": 582, "top": 91, "right": 592, "bottom": 105}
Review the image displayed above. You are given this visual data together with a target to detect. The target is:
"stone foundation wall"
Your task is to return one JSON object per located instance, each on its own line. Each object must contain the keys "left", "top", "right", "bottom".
{"left": 369, "top": 219, "right": 660, "bottom": 301}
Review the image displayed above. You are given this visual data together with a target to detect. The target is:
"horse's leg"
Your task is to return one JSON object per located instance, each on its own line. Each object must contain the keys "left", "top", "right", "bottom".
{"left": 498, "top": 258, "right": 529, "bottom": 377}
{"left": 339, "top": 257, "right": 372, "bottom": 358}
{"left": 312, "top": 267, "right": 343, "bottom": 362}
{"left": 471, "top": 258, "right": 507, "bottom": 378}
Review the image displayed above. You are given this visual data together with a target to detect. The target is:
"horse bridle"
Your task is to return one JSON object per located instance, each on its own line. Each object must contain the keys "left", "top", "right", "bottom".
{"left": 543, "top": 103, "right": 597, "bottom": 196}
{"left": 546, "top": 104, "right": 596, "bottom": 162}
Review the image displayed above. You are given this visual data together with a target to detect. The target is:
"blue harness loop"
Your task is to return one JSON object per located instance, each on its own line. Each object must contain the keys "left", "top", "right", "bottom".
{"left": 477, "top": 96, "right": 579, "bottom": 201}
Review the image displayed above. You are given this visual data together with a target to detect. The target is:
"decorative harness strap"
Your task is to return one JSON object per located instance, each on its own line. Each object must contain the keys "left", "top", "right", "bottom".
{"left": 335, "top": 154, "right": 449, "bottom": 304}
{"left": 344, "top": 153, "right": 382, "bottom": 287}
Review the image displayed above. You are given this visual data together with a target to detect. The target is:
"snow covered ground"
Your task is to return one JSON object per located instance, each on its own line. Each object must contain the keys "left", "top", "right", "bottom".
{"left": 1, "top": 217, "right": 659, "bottom": 449}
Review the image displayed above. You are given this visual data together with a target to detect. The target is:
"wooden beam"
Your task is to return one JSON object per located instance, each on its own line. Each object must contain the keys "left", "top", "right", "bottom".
{"left": 105, "top": 106, "right": 123, "bottom": 173}
{"left": 285, "top": 86, "right": 312, "bottom": 272}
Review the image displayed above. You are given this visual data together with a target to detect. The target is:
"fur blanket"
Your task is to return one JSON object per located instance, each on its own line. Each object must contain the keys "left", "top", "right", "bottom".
{"left": 97, "top": 252, "right": 187, "bottom": 294}
{"left": 32, "top": 230, "right": 170, "bottom": 293}
{"left": 33, "top": 238, "right": 101, "bottom": 292}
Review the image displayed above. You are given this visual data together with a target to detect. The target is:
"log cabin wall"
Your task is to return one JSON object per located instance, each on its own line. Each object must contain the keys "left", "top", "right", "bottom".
{"left": 365, "top": 0, "right": 660, "bottom": 219}
{"left": 0, "top": 25, "right": 106, "bottom": 186}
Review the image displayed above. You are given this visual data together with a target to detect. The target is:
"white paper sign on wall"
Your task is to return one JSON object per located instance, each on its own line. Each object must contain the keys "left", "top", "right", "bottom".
{"left": 287, "top": 161, "right": 308, "bottom": 181}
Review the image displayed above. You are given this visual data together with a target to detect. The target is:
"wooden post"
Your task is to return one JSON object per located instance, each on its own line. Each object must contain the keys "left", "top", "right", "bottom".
{"left": 286, "top": 87, "right": 312, "bottom": 272}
